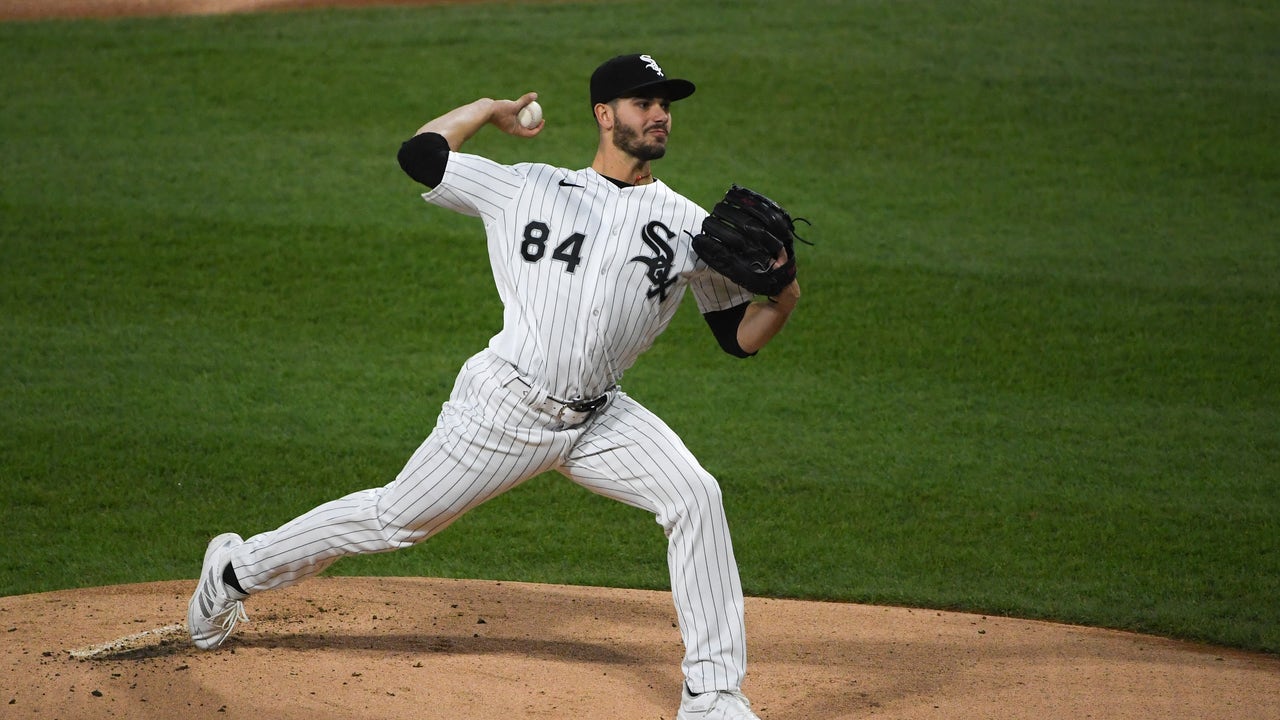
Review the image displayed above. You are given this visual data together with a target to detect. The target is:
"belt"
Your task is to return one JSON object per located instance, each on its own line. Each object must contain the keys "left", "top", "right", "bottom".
{"left": 506, "top": 376, "right": 615, "bottom": 427}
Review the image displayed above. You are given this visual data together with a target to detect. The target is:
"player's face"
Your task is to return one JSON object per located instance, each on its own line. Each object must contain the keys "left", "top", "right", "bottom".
{"left": 611, "top": 96, "right": 672, "bottom": 162}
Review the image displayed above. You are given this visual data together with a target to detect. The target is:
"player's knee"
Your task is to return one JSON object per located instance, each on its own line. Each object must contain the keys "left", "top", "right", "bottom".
{"left": 659, "top": 471, "right": 726, "bottom": 533}
{"left": 374, "top": 505, "right": 438, "bottom": 549}
{"left": 383, "top": 525, "right": 424, "bottom": 549}
{"left": 379, "top": 510, "right": 457, "bottom": 548}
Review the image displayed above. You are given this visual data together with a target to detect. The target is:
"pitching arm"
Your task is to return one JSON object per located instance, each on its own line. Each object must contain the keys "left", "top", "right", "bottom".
{"left": 414, "top": 93, "right": 543, "bottom": 150}
{"left": 398, "top": 93, "right": 544, "bottom": 188}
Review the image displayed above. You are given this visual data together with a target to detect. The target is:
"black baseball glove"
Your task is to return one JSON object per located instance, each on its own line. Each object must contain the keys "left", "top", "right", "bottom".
{"left": 691, "top": 185, "right": 810, "bottom": 297}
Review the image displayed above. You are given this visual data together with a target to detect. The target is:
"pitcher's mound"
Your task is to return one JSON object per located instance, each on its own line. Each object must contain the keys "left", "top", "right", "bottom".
{"left": 4, "top": 577, "right": 1278, "bottom": 719}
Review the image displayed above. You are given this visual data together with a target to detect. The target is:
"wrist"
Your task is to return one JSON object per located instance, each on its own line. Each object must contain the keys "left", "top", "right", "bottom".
{"left": 768, "top": 281, "right": 801, "bottom": 309}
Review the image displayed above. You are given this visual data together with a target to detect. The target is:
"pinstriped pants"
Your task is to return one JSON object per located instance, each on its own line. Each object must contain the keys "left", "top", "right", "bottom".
{"left": 229, "top": 348, "right": 748, "bottom": 693}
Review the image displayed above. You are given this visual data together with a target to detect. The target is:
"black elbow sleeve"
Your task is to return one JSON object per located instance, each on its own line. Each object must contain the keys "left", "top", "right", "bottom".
{"left": 702, "top": 302, "right": 756, "bottom": 358}
{"left": 397, "top": 131, "right": 450, "bottom": 188}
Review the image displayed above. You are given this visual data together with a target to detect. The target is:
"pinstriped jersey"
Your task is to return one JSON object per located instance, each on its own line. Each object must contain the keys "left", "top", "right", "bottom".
{"left": 422, "top": 151, "right": 752, "bottom": 402}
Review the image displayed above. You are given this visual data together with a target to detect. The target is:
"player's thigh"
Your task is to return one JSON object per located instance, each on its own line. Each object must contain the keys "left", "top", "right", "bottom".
{"left": 377, "top": 360, "right": 568, "bottom": 535}
{"left": 559, "top": 393, "right": 723, "bottom": 529}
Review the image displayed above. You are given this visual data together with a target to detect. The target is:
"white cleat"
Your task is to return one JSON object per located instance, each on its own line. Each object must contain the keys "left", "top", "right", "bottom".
{"left": 678, "top": 686, "right": 762, "bottom": 720}
{"left": 187, "top": 532, "right": 249, "bottom": 650}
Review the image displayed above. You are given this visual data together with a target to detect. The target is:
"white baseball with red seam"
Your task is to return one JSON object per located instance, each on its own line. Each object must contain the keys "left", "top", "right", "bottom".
{"left": 518, "top": 100, "right": 542, "bottom": 129}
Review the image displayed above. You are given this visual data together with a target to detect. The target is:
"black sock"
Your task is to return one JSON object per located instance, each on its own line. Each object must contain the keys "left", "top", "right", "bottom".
{"left": 222, "top": 563, "right": 246, "bottom": 595}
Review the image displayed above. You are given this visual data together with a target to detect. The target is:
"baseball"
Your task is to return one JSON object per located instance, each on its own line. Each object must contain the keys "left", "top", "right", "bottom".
{"left": 518, "top": 100, "right": 543, "bottom": 129}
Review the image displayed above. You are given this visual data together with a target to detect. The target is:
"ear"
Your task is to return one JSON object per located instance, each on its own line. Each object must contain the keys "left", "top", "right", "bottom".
{"left": 593, "top": 102, "right": 614, "bottom": 131}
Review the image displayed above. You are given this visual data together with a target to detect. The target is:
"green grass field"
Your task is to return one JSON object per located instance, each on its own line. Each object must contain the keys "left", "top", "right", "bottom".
{"left": 2, "top": 0, "right": 1277, "bottom": 653}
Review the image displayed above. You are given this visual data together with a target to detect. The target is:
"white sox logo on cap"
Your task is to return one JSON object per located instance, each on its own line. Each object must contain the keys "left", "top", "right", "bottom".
{"left": 639, "top": 54, "right": 664, "bottom": 77}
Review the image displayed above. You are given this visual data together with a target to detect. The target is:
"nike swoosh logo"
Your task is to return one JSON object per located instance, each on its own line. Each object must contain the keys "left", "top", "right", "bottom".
{"left": 558, "top": 179, "right": 583, "bottom": 188}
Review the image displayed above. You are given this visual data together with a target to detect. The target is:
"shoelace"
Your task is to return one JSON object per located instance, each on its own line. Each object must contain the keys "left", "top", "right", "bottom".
{"left": 214, "top": 600, "right": 249, "bottom": 628}
{"left": 203, "top": 595, "right": 249, "bottom": 640}
{"left": 713, "top": 691, "right": 755, "bottom": 719}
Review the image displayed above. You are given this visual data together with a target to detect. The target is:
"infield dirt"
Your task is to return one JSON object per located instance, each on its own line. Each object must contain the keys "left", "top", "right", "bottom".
{"left": 4, "top": 577, "right": 1279, "bottom": 719}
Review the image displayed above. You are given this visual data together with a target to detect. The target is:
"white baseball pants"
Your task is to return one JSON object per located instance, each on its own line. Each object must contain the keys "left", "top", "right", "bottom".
{"left": 229, "top": 348, "right": 748, "bottom": 693}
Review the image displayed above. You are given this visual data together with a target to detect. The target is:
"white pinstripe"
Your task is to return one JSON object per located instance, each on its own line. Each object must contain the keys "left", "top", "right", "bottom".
{"left": 227, "top": 151, "right": 755, "bottom": 693}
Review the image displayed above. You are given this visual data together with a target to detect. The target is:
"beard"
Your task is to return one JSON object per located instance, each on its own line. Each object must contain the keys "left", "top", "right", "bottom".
{"left": 612, "top": 120, "right": 667, "bottom": 161}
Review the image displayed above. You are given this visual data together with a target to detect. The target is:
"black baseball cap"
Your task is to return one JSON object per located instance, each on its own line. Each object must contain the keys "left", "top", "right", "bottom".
{"left": 589, "top": 53, "right": 696, "bottom": 107}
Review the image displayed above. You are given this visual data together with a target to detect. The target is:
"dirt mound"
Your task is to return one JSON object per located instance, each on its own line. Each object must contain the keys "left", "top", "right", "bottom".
{"left": 3, "top": 577, "right": 1277, "bottom": 719}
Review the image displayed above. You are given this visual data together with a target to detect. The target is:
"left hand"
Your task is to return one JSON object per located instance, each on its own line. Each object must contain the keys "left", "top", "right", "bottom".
{"left": 770, "top": 247, "right": 789, "bottom": 270}
{"left": 769, "top": 278, "right": 801, "bottom": 308}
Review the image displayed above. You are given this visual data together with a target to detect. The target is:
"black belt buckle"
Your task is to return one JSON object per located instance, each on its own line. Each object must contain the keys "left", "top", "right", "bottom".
{"left": 566, "top": 394, "right": 608, "bottom": 414}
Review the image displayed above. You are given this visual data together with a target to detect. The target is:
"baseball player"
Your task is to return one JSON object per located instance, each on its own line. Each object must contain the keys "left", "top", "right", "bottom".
{"left": 188, "top": 53, "right": 801, "bottom": 720}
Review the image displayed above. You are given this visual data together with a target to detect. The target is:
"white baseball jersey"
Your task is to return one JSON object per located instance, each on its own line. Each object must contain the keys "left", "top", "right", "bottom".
{"left": 424, "top": 152, "right": 752, "bottom": 401}
{"left": 227, "top": 151, "right": 756, "bottom": 696}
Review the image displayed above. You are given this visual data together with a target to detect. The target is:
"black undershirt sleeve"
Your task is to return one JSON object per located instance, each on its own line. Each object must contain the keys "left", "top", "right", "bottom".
{"left": 397, "top": 131, "right": 451, "bottom": 188}
{"left": 702, "top": 301, "right": 756, "bottom": 358}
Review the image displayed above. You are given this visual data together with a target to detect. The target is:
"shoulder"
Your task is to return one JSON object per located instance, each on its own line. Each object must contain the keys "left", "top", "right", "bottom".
{"left": 444, "top": 152, "right": 561, "bottom": 175}
{"left": 642, "top": 181, "right": 709, "bottom": 229}
{"left": 651, "top": 180, "right": 705, "bottom": 209}
{"left": 660, "top": 181, "right": 701, "bottom": 207}
{"left": 438, "top": 155, "right": 570, "bottom": 197}
{"left": 480, "top": 159, "right": 579, "bottom": 189}
{"left": 426, "top": 156, "right": 570, "bottom": 214}
{"left": 510, "top": 160, "right": 560, "bottom": 177}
